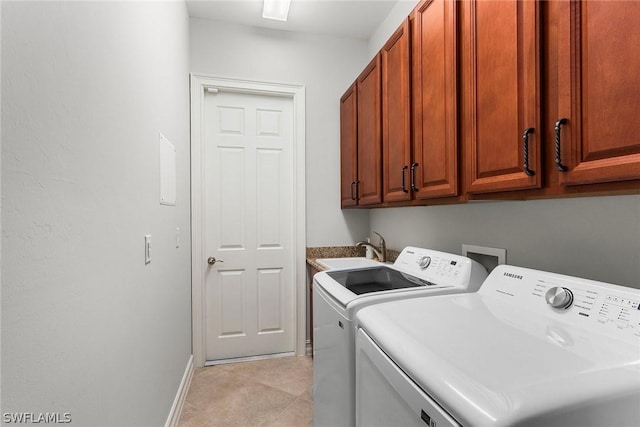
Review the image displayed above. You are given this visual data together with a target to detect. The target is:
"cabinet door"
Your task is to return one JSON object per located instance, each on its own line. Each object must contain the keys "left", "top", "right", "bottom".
{"left": 340, "top": 83, "right": 358, "bottom": 208}
{"left": 382, "top": 19, "right": 412, "bottom": 203}
{"left": 357, "top": 55, "right": 383, "bottom": 206}
{"left": 412, "top": 0, "right": 458, "bottom": 199}
{"left": 463, "top": 0, "right": 542, "bottom": 193}
{"left": 556, "top": 0, "right": 640, "bottom": 185}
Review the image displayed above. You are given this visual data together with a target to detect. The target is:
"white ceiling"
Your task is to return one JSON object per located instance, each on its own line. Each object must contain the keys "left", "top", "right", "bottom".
{"left": 186, "top": 0, "right": 401, "bottom": 40}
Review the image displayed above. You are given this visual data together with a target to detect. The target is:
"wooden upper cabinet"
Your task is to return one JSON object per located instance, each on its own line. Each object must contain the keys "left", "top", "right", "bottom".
{"left": 412, "top": 0, "right": 459, "bottom": 199}
{"left": 357, "top": 55, "right": 383, "bottom": 206}
{"left": 382, "top": 19, "right": 412, "bottom": 203}
{"left": 556, "top": 0, "right": 640, "bottom": 185}
{"left": 463, "top": 0, "right": 542, "bottom": 194}
{"left": 340, "top": 83, "right": 358, "bottom": 208}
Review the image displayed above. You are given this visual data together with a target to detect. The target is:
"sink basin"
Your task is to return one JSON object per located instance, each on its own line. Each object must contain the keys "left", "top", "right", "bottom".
{"left": 315, "top": 257, "right": 381, "bottom": 270}
{"left": 326, "top": 266, "right": 429, "bottom": 295}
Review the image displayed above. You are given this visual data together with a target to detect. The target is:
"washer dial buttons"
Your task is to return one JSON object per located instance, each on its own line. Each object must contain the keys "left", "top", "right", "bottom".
{"left": 545, "top": 286, "right": 574, "bottom": 309}
{"left": 418, "top": 256, "right": 431, "bottom": 269}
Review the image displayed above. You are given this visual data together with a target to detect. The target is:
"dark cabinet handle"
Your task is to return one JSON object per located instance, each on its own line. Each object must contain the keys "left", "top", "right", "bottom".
{"left": 355, "top": 180, "right": 360, "bottom": 200}
{"left": 410, "top": 162, "right": 419, "bottom": 192}
{"left": 522, "top": 128, "right": 535, "bottom": 176}
{"left": 351, "top": 181, "right": 357, "bottom": 200}
{"left": 401, "top": 165, "right": 409, "bottom": 193}
{"left": 554, "top": 118, "right": 568, "bottom": 172}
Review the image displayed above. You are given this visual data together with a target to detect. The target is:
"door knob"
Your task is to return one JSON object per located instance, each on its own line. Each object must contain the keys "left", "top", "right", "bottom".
{"left": 207, "top": 257, "right": 224, "bottom": 265}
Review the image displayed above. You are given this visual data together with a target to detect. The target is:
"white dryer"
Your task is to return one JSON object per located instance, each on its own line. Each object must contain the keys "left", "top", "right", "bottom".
{"left": 355, "top": 264, "right": 640, "bottom": 426}
{"left": 313, "top": 247, "right": 488, "bottom": 427}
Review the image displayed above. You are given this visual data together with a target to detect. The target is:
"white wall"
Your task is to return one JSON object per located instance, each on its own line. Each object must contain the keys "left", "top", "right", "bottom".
{"left": 368, "top": 0, "right": 419, "bottom": 56}
{"left": 1, "top": 2, "right": 192, "bottom": 425}
{"left": 0, "top": 2, "right": 3, "bottom": 409}
{"left": 190, "top": 18, "right": 371, "bottom": 246}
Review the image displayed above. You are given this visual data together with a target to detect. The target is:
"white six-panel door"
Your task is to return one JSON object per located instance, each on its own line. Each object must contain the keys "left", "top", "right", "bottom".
{"left": 203, "top": 89, "right": 295, "bottom": 361}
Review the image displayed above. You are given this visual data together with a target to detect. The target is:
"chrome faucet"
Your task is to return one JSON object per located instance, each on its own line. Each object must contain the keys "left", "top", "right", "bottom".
{"left": 355, "top": 231, "right": 387, "bottom": 262}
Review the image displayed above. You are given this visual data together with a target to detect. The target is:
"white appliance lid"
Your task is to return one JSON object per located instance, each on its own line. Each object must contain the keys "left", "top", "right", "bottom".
{"left": 357, "top": 266, "right": 640, "bottom": 426}
{"left": 313, "top": 247, "right": 486, "bottom": 308}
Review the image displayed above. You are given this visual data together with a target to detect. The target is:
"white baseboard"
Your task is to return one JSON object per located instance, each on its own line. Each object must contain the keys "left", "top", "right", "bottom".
{"left": 205, "top": 351, "right": 294, "bottom": 366}
{"left": 165, "top": 354, "right": 194, "bottom": 427}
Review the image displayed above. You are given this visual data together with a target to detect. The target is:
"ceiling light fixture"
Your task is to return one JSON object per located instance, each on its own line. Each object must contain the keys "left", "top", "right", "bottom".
{"left": 262, "top": 0, "right": 291, "bottom": 22}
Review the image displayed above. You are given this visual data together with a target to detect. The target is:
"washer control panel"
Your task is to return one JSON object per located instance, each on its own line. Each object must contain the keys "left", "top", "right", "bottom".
{"left": 597, "top": 295, "right": 640, "bottom": 333}
{"left": 480, "top": 265, "right": 640, "bottom": 342}
{"left": 545, "top": 286, "right": 574, "bottom": 309}
{"left": 418, "top": 256, "right": 431, "bottom": 269}
{"left": 393, "top": 246, "right": 487, "bottom": 289}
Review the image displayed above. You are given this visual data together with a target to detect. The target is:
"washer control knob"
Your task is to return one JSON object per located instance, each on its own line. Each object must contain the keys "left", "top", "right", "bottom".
{"left": 418, "top": 256, "right": 431, "bottom": 269}
{"left": 545, "top": 286, "right": 574, "bottom": 309}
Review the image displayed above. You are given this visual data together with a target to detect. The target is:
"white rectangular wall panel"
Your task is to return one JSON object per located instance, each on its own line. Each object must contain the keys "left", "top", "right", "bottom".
{"left": 159, "top": 133, "right": 177, "bottom": 206}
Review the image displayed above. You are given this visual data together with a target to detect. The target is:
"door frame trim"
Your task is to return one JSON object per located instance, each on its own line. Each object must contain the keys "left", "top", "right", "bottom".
{"left": 190, "top": 74, "right": 306, "bottom": 368}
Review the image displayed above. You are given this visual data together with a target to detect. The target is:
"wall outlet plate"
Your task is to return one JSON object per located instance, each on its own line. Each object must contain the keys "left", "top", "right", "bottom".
{"left": 462, "top": 244, "right": 506, "bottom": 273}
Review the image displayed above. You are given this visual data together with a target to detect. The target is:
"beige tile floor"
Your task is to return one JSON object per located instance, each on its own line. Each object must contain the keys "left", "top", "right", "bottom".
{"left": 178, "top": 356, "right": 313, "bottom": 427}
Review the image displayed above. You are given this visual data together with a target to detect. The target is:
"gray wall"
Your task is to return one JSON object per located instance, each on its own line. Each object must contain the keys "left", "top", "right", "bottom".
{"left": 190, "top": 18, "right": 371, "bottom": 246}
{"left": 368, "top": 0, "right": 418, "bottom": 55}
{"left": 1, "top": 2, "right": 192, "bottom": 424}
{"left": 370, "top": 196, "right": 640, "bottom": 288}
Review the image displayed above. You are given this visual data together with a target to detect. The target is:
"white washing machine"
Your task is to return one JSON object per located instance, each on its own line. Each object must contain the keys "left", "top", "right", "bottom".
{"left": 355, "top": 264, "right": 640, "bottom": 427}
{"left": 313, "top": 247, "right": 488, "bottom": 427}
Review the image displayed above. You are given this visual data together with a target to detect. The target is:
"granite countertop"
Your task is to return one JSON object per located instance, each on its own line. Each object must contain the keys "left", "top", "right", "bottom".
{"left": 306, "top": 246, "right": 400, "bottom": 271}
